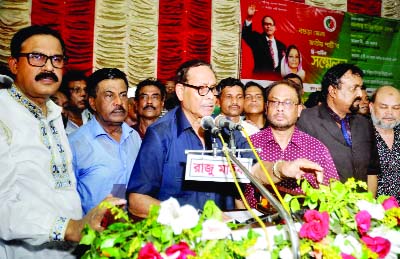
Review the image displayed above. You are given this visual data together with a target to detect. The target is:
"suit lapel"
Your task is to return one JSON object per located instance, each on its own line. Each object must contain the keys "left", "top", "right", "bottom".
{"left": 318, "top": 104, "right": 348, "bottom": 146}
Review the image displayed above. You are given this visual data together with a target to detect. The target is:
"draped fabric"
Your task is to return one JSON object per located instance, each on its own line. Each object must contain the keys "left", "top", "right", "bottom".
{"left": 157, "top": 0, "right": 212, "bottom": 82}
{"left": 0, "top": 0, "right": 398, "bottom": 86}
{"left": 211, "top": 0, "right": 241, "bottom": 80}
{"left": 31, "top": 0, "right": 95, "bottom": 75}
{"left": 0, "top": 0, "right": 30, "bottom": 64}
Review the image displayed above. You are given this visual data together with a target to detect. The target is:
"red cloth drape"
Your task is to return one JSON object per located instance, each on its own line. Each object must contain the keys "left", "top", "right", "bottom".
{"left": 31, "top": 0, "right": 95, "bottom": 75}
{"left": 157, "top": 0, "right": 212, "bottom": 82}
{"left": 348, "top": 0, "right": 381, "bottom": 17}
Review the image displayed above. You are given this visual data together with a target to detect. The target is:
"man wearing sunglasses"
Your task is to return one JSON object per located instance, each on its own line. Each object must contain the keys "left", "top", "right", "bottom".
{"left": 0, "top": 25, "right": 125, "bottom": 258}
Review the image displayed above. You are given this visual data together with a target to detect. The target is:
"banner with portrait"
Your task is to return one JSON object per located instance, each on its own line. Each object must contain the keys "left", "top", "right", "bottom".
{"left": 240, "top": 0, "right": 400, "bottom": 92}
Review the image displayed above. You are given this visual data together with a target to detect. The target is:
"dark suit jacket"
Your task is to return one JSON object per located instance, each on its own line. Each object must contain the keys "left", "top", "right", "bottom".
{"left": 297, "top": 103, "right": 379, "bottom": 183}
{"left": 242, "top": 23, "right": 286, "bottom": 75}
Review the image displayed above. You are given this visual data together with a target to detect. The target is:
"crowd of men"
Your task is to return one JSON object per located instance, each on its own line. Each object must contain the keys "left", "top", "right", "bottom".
{"left": 0, "top": 25, "right": 399, "bottom": 258}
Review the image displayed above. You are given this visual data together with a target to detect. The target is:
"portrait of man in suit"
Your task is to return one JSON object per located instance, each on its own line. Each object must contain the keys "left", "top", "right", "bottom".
{"left": 242, "top": 4, "right": 286, "bottom": 78}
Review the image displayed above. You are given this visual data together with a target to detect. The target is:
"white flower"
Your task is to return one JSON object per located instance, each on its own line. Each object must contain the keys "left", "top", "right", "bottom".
{"left": 157, "top": 198, "right": 199, "bottom": 235}
{"left": 356, "top": 200, "right": 385, "bottom": 220}
{"left": 333, "top": 234, "right": 362, "bottom": 255}
{"left": 201, "top": 219, "right": 231, "bottom": 240}
{"left": 246, "top": 249, "right": 271, "bottom": 259}
{"left": 279, "top": 246, "right": 293, "bottom": 259}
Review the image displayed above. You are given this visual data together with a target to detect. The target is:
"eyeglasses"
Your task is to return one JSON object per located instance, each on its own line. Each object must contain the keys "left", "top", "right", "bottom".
{"left": 267, "top": 100, "right": 299, "bottom": 108}
{"left": 17, "top": 52, "right": 68, "bottom": 69}
{"left": 139, "top": 94, "right": 161, "bottom": 102}
{"left": 180, "top": 82, "right": 218, "bottom": 96}
{"left": 69, "top": 87, "right": 87, "bottom": 94}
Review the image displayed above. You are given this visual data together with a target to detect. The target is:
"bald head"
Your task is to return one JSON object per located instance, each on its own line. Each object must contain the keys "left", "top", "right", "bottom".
{"left": 370, "top": 86, "right": 400, "bottom": 129}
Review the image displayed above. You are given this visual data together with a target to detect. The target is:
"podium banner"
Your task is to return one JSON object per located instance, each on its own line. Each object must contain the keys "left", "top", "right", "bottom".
{"left": 185, "top": 154, "right": 253, "bottom": 183}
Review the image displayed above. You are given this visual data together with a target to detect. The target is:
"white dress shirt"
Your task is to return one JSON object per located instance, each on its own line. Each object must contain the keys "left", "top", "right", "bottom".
{"left": 0, "top": 86, "right": 82, "bottom": 258}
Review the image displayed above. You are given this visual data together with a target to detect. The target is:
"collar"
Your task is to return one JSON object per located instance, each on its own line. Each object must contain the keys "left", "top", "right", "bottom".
{"left": 325, "top": 103, "right": 351, "bottom": 123}
{"left": 176, "top": 106, "right": 193, "bottom": 137}
{"left": 8, "top": 85, "right": 61, "bottom": 122}
{"left": 89, "top": 117, "right": 133, "bottom": 141}
{"left": 263, "top": 126, "right": 302, "bottom": 147}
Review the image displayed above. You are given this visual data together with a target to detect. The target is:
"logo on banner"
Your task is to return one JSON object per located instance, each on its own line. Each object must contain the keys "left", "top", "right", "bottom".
{"left": 324, "top": 16, "right": 337, "bottom": 32}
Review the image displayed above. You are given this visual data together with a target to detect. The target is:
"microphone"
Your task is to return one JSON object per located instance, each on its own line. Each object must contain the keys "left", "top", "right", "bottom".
{"left": 215, "top": 115, "right": 243, "bottom": 131}
{"left": 200, "top": 116, "right": 220, "bottom": 135}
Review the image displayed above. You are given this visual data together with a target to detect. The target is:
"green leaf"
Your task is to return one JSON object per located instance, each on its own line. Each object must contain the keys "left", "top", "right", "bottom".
{"left": 202, "top": 200, "right": 222, "bottom": 220}
{"left": 100, "top": 236, "right": 117, "bottom": 249}
{"left": 290, "top": 198, "right": 301, "bottom": 212}
{"left": 80, "top": 227, "right": 97, "bottom": 245}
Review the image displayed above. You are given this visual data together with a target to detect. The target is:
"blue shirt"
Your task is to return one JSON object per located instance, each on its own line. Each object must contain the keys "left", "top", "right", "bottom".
{"left": 69, "top": 118, "right": 141, "bottom": 214}
{"left": 127, "top": 106, "right": 252, "bottom": 210}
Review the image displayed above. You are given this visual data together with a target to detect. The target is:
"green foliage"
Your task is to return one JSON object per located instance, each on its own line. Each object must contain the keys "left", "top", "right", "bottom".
{"left": 80, "top": 200, "right": 258, "bottom": 259}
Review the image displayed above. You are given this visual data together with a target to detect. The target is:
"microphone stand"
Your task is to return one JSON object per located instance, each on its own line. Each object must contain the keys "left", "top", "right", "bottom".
{"left": 227, "top": 152, "right": 300, "bottom": 259}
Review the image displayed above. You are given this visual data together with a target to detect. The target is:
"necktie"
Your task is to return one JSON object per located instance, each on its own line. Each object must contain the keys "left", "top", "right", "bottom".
{"left": 326, "top": 105, "right": 352, "bottom": 147}
{"left": 268, "top": 40, "right": 276, "bottom": 68}
{"left": 340, "top": 118, "right": 352, "bottom": 147}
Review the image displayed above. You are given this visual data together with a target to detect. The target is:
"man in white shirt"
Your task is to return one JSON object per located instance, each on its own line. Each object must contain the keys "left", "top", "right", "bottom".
{"left": 0, "top": 25, "right": 125, "bottom": 258}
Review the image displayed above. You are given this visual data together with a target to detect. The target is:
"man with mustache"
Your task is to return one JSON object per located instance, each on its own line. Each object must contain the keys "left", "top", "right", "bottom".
{"left": 60, "top": 70, "right": 93, "bottom": 135}
{"left": 217, "top": 77, "right": 259, "bottom": 136}
{"left": 0, "top": 25, "right": 125, "bottom": 258}
{"left": 297, "top": 63, "right": 379, "bottom": 188}
{"left": 243, "top": 80, "right": 339, "bottom": 208}
{"left": 68, "top": 68, "right": 141, "bottom": 214}
{"left": 368, "top": 86, "right": 400, "bottom": 201}
{"left": 127, "top": 60, "right": 326, "bottom": 218}
{"left": 132, "top": 78, "right": 166, "bottom": 139}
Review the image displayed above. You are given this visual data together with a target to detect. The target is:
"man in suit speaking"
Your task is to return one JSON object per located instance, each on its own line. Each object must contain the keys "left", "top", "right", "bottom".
{"left": 242, "top": 4, "right": 286, "bottom": 78}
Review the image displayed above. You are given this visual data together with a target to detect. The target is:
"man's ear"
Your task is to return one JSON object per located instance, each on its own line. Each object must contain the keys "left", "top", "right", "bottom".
{"left": 88, "top": 96, "right": 97, "bottom": 112}
{"left": 328, "top": 85, "right": 336, "bottom": 98}
{"left": 369, "top": 102, "right": 374, "bottom": 115}
{"left": 175, "top": 83, "right": 184, "bottom": 101}
{"left": 8, "top": 57, "right": 18, "bottom": 74}
{"left": 297, "top": 103, "right": 303, "bottom": 117}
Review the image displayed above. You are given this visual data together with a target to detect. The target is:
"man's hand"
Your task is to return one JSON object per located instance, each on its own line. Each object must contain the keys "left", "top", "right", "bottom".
{"left": 247, "top": 4, "right": 256, "bottom": 20}
{"left": 65, "top": 195, "right": 126, "bottom": 242}
{"left": 280, "top": 158, "right": 324, "bottom": 183}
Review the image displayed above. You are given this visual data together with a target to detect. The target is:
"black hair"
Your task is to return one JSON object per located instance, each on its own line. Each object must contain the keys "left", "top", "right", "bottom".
{"left": 321, "top": 63, "right": 364, "bottom": 101}
{"left": 134, "top": 78, "right": 167, "bottom": 101}
{"left": 283, "top": 73, "right": 303, "bottom": 87}
{"left": 216, "top": 77, "right": 244, "bottom": 96}
{"left": 86, "top": 68, "right": 129, "bottom": 98}
{"left": 60, "top": 70, "right": 87, "bottom": 98}
{"left": 265, "top": 79, "right": 302, "bottom": 104}
{"left": 175, "top": 59, "right": 213, "bottom": 83}
{"left": 10, "top": 25, "right": 66, "bottom": 58}
{"left": 304, "top": 91, "right": 323, "bottom": 108}
{"left": 244, "top": 81, "right": 266, "bottom": 102}
{"left": 261, "top": 15, "right": 276, "bottom": 27}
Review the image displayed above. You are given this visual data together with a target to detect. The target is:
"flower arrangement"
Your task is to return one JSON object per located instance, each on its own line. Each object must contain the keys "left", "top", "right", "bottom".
{"left": 283, "top": 178, "right": 400, "bottom": 259}
{"left": 80, "top": 198, "right": 259, "bottom": 259}
{"left": 80, "top": 178, "right": 400, "bottom": 259}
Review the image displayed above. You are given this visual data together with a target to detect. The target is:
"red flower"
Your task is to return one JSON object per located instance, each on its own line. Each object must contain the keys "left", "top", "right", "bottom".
{"left": 361, "top": 235, "right": 391, "bottom": 258}
{"left": 165, "top": 241, "right": 196, "bottom": 259}
{"left": 299, "top": 210, "right": 329, "bottom": 242}
{"left": 341, "top": 253, "right": 356, "bottom": 259}
{"left": 382, "top": 197, "right": 399, "bottom": 210}
{"left": 355, "top": 210, "right": 371, "bottom": 235}
{"left": 138, "top": 243, "right": 163, "bottom": 259}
